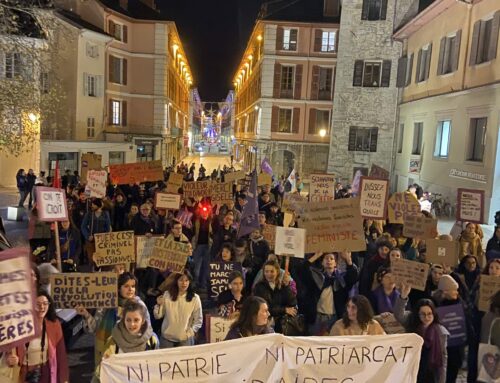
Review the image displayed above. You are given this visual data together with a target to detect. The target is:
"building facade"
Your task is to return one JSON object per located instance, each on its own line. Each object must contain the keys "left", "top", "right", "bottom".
{"left": 394, "top": 0, "right": 500, "bottom": 223}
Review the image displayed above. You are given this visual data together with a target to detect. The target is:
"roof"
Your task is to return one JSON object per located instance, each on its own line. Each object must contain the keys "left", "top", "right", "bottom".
{"left": 260, "top": 0, "right": 340, "bottom": 24}
{"left": 97, "top": 0, "right": 166, "bottom": 21}
{"left": 56, "top": 9, "right": 110, "bottom": 35}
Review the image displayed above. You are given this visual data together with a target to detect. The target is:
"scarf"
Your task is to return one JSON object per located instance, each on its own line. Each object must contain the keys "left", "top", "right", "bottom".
{"left": 111, "top": 320, "right": 153, "bottom": 353}
{"left": 418, "top": 323, "right": 443, "bottom": 370}
{"left": 95, "top": 297, "right": 127, "bottom": 354}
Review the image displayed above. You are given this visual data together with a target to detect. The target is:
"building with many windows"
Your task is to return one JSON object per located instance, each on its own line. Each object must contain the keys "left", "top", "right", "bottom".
{"left": 393, "top": 0, "right": 500, "bottom": 223}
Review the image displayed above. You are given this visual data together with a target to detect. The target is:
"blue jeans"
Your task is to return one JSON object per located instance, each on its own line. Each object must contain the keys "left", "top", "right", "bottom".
{"left": 18, "top": 189, "right": 28, "bottom": 207}
{"left": 192, "top": 244, "right": 210, "bottom": 289}
{"left": 159, "top": 336, "right": 194, "bottom": 349}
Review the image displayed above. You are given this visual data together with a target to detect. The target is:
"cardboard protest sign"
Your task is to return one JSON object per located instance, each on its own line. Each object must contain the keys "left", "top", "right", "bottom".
{"left": 166, "top": 172, "right": 184, "bottom": 193}
{"left": 262, "top": 224, "right": 277, "bottom": 250}
{"left": 425, "top": 239, "right": 459, "bottom": 266}
{"left": 309, "top": 174, "right": 335, "bottom": 202}
{"left": 275, "top": 226, "right": 306, "bottom": 258}
{"left": 479, "top": 275, "right": 500, "bottom": 312}
{"left": 387, "top": 192, "right": 421, "bottom": 224}
{"left": 211, "top": 182, "right": 233, "bottom": 206}
{"left": 51, "top": 272, "right": 118, "bottom": 309}
{"left": 101, "top": 333, "right": 424, "bottom": 383}
{"left": 258, "top": 173, "right": 273, "bottom": 186}
{"left": 299, "top": 198, "right": 366, "bottom": 253}
{"left": 237, "top": 173, "right": 252, "bottom": 189}
{"left": 209, "top": 262, "right": 243, "bottom": 299}
{"left": 93, "top": 231, "right": 135, "bottom": 267}
{"left": 369, "top": 164, "right": 390, "bottom": 180}
{"left": 135, "top": 235, "right": 159, "bottom": 268}
{"left": 81, "top": 153, "right": 102, "bottom": 183}
{"left": 457, "top": 188, "right": 485, "bottom": 224}
{"left": 206, "top": 315, "right": 236, "bottom": 343}
{"left": 282, "top": 192, "right": 307, "bottom": 213}
{"left": 148, "top": 238, "right": 190, "bottom": 272}
{"left": 108, "top": 160, "right": 164, "bottom": 185}
{"left": 154, "top": 192, "right": 181, "bottom": 210}
{"left": 359, "top": 177, "right": 389, "bottom": 219}
{"left": 391, "top": 258, "right": 430, "bottom": 291}
{"left": 0, "top": 247, "right": 38, "bottom": 352}
{"left": 182, "top": 180, "right": 212, "bottom": 199}
{"left": 225, "top": 170, "right": 245, "bottom": 183}
{"left": 436, "top": 304, "right": 467, "bottom": 347}
{"left": 374, "top": 313, "right": 405, "bottom": 334}
{"left": 36, "top": 187, "right": 68, "bottom": 222}
{"left": 402, "top": 214, "right": 438, "bottom": 239}
{"left": 86, "top": 169, "right": 107, "bottom": 198}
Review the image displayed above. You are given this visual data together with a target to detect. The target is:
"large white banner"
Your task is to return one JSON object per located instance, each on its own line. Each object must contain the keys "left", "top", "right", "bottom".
{"left": 101, "top": 333, "right": 423, "bottom": 383}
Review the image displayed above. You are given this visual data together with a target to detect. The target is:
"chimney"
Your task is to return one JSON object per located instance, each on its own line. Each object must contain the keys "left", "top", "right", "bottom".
{"left": 119, "top": 0, "right": 128, "bottom": 10}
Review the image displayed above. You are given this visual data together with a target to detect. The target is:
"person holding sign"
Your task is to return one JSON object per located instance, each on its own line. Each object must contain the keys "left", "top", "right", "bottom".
{"left": 47, "top": 220, "right": 81, "bottom": 272}
{"left": 224, "top": 296, "right": 274, "bottom": 340}
{"left": 329, "top": 295, "right": 385, "bottom": 336}
{"left": 153, "top": 270, "right": 203, "bottom": 348}
{"left": 370, "top": 267, "right": 400, "bottom": 315}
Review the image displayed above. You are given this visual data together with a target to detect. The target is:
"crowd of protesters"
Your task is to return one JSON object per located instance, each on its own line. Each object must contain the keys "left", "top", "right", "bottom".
{"left": 1, "top": 162, "right": 499, "bottom": 383}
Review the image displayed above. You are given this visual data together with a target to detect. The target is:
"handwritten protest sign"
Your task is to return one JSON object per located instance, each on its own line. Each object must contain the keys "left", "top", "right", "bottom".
{"left": 148, "top": 238, "right": 190, "bottom": 272}
{"left": 282, "top": 193, "right": 307, "bottom": 213}
{"left": 457, "top": 188, "right": 485, "bottom": 224}
{"left": 36, "top": 187, "right": 68, "bottom": 222}
{"left": 209, "top": 262, "right": 243, "bottom": 299}
{"left": 275, "top": 227, "right": 306, "bottom": 258}
{"left": 309, "top": 174, "right": 335, "bottom": 202}
{"left": 225, "top": 170, "right": 245, "bottom": 183}
{"left": 0, "top": 247, "right": 38, "bottom": 352}
{"left": 87, "top": 169, "right": 107, "bottom": 198}
{"left": 211, "top": 182, "right": 233, "bottom": 205}
{"left": 182, "top": 180, "right": 212, "bottom": 199}
{"left": 166, "top": 172, "right": 184, "bottom": 193}
{"left": 135, "top": 236, "right": 159, "bottom": 268}
{"left": 262, "top": 224, "right": 277, "bottom": 250}
{"left": 436, "top": 304, "right": 467, "bottom": 347}
{"left": 299, "top": 198, "right": 366, "bottom": 253}
{"left": 51, "top": 272, "right": 118, "bottom": 309}
{"left": 369, "top": 164, "right": 390, "bottom": 180}
{"left": 425, "top": 239, "right": 459, "bottom": 266}
{"left": 93, "top": 231, "right": 135, "bottom": 267}
{"left": 81, "top": 153, "right": 102, "bottom": 183}
{"left": 109, "top": 160, "right": 163, "bottom": 185}
{"left": 206, "top": 315, "right": 236, "bottom": 343}
{"left": 374, "top": 313, "right": 405, "bottom": 334}
{"left": 101, "top": 333, "right": 424, "bottom": 383}
{"left": 258, "top": 173, "right": 273, "bottom": 186}
{"left": 359, "top": 177, "right": 388, "bottom": 219}
{"left": 154, "top": 192, "right": 181, "bottom": 210}
{"left": 387, "top": 192, "right": 421, "bottom": 224}
{"left": 391, "top": 258, "right": 430, "bottom": 291}
{"left": 479, "top": 275, "right": 500, "bottom": 312}
{"left": 402, "top": 215, "right": 438, "bottom": 239}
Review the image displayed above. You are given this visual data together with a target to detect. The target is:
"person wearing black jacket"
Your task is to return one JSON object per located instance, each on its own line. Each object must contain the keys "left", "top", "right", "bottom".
{"left": 26, "top": 169, "right": 36, "bottom": 209}
{"left": 243, "top": 229, "right": 270, "bottom": 292}
{"left": 130, "top": 203, "right": 159, "bottom": 235}
{"left": 210, "top": 212, "right": 236, "bottom": 259}
{"left": 112, "top": 191, "right": 128, "bottom": 231}
{"left": 16, "top": 169, "right": 28, "bottom": 207}
{"left": 358, "top": 240, "right": 393, "bottom": 297}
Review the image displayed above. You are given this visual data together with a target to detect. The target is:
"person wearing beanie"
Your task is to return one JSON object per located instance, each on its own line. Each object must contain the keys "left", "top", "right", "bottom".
{"left": 358, "top": 239, "right": 393, "bottom": 297}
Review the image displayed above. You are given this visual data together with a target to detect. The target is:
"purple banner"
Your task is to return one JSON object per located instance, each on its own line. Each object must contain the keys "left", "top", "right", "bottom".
{"left": 238, "top": 171, "right": 260, "bottom": 238}
{"left": 436, "top": 304, "right": 467, "bottom": 347}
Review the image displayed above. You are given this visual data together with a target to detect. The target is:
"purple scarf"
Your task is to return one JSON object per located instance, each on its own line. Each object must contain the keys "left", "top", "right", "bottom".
{"left": 418, "top": 323, "right": 443, "bottom": 369}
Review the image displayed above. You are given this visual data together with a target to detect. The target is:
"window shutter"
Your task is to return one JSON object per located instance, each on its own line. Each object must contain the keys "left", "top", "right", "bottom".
{"left": 292, "top": 108, "right": 300, "bottom": 133}
{"left": 121, "top": 101, "right": 127, "bottom": 126}
{"left": 406, "top": 53, "right": 413, "bottom": 86}
{"left": 348, "top": 127, "right": 356, "bottom": 151}
{"left": 396, "top": 57, "right": 407, "bottom": 87}
{"left": 309, "top": 109, "right": 317, "bottom": 134}
{"left": 271, "top": 106, "right": 279, "bottom": 132}
{"left": 311, "top": 65, "right": 320, "bottom": 100}
{"left": 108, "top": 99, "right": 113, "bottom": 125}
{"left": 109, "top": 55, "right": 115, "bottom": 83}
{"left": 123, "top": 25, "right": 128, "bottom": 43}
{"left": 108, "top": 20, "right": 115, "bottom": 36}
{"left": 381, "top": 60, "right": 391, "bottom": 87}
{"left": 424, "top": 43, "right": 432, "bottom": 80}
{"left": 369, "top": 128, "right": 378, "bottom": 152}
{"left": 0, "top": 52, "right": 4, "bottom": 78}
{"left": 488, "top": 11, "right": 500, "bottom": 61}
{"left": 353, "top": 60, "right": 364, "bottom": 87}
{"left": 122, "top": 59, "right": 127, "bottom": 85}
{"left": 294, "top": 64, "right": 303, "bottom": 99}
{"left": 276, "top": 27, "right": 284, "bottom": 51}
{"left": 83, "top": 73, "right": 89, "bottom": 96}
{"left": 273, "top": 63, "right": 281, "bottom": 98}
{"left": 452, "top": 30, "right": 462, "bottom": 72}
{"left": 415, "top": 49, "right": 422, "bottom": 82}
{"left": 97, "top": 75, "right": 104, "bottom": 97}
{"left": 331, "top": 67, "right": 336, "bottom": 99}
{"left": 380, "top": 0, "right": 388, "bottom": 20}
{"left": 290, "top": 29, "right": 298, "bottom": 50}
{"left": 14, "top": 53, "right": 21, "bottom": 78}
{"left": 314, "top": 29, "right": 322, "bottom": 52}
{"left": 361, "top": 0, "right": 369, "bottom": 20}
{"left": 437, "top": 37, "right": 446, "bottom": 75}
{"left": 469, "top": 21, "right": 481, "bottom": 66}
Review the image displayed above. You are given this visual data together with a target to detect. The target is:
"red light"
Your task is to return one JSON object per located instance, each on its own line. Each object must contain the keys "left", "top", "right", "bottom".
{"left": 202, "top": 206, "right": 207, "bottom": 212}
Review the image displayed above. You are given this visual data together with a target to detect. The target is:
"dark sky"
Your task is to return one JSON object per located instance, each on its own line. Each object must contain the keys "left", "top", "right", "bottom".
{"left": 159, "top": 0, "right": 265, "bottom": 101}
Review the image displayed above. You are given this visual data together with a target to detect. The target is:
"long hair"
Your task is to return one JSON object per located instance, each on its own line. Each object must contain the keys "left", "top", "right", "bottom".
{"left": 122, "top": 300, "right": 148, "bottom": 334}
{"left": 483, "top": 258, "right": 500, "bottom": 275}
{"left": 262, "top": 260, "right": 281, "bottom": 288}
{"left": 167, "top": 269, "right": 195, "bottom": 302}
{"left": 218, "top": 242, "right": 235, "bottom": 261}
{"left": 406, "top": 298, "right": 440, "bottom": 333}
{"left": 230, "top": 296, "right": 267, "bottom": 337}
{"left": 342, "top": 295, "right": 375, "bottom": 330}
{"left": 118, "top": 272, "right": 138, "bottom": 299}
{"left": 37, "top": 289, "right": 57, "bottom": 322}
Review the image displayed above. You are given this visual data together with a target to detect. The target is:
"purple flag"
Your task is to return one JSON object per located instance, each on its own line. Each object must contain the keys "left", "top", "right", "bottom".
{"left": 238, "top": 171, "right": 260, "bottom": 238}
{"left": 261, "top": 158, "right": 273, "bottom": 175}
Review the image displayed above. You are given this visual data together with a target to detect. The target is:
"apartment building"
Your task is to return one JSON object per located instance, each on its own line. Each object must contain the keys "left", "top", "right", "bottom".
{"left": 393, "top": 0, "right": 500, "bottom": 223}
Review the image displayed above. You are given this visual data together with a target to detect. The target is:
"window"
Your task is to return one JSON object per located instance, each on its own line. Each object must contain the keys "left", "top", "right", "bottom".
{"left": 416, "top": 44, "right": 432, "bottom": 83}
{"left": 412, "top": 122, "right": 423, "bottom": 155}
{"left": 319, "top": 67, "right": 333, "bottom": 100}
{"left": 405, "top": 54, "right": 413, "bottom": 86}
{"left": 280, "top": 65, "right": 294, "bottom": 98}
{"left": 353, "top": 60, "right": 391, "bottom": 87}
{"left": 87, "top": 117, "right": 95, "bottom": 138}
{"left": 137, "top": 145, "right": 155, "bottom": 162}
{"left": 4, "top": 52, "right": 21, "bottom": 79}
{"left": 361, "top": 0, "right": 387, "bottom": 21}
{"left": 362, "top": 62, "right": 381, "bottom": 87}
{"left": 278, "top": 109, "right": 292, "bottom": 133}
{"left": 86, "top": 74, "right": 97, "bottom": 97}
{"left": 397, "top": 123, "right": 404, "bottom": 153}
{"left": 86, "top": 43, "right": 99, "bottom": 58}
{"left": 321, "top": 31, "right": 336, "bottom": 52}
{"left": 438, "top": 32, "right": 461, "bottom": 75}
{"left": 434, "top": 120, "right": 451, "bottom": 158}
{"left": 469, "top": 13, "right": 500, "bottom": 66}
{"left": 109, "top": 100, "right": 127, "bottom": 126}
{"left": 467, "top": 117, "right": 487, "bottom": 162}
{"left": 108, "top": 20, "right": 128, "bottom": 43}
{"left": 109, "top": 55, "right": 127, "bottom": 85}
{"left": 315, "top": 110, "right": 330, "bottom": 135}
{"left": 282, "top": 29, "right": 298, "bottom": 51}
{"left": 348, "top": 127, "right": 378, "bottom": 152}
{"left": 109, "top": 151, "right": 125, "bottom": 165}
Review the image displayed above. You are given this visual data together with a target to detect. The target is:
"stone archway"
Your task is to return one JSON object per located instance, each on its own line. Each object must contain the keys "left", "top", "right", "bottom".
{"left": 271, "top": 149, "right": 295, "bottom": 178}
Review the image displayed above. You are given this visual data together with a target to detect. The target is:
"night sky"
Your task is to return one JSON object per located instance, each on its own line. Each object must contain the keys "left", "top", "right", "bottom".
{"left": 159, "top": 0, "right": 266, "bottom": 101}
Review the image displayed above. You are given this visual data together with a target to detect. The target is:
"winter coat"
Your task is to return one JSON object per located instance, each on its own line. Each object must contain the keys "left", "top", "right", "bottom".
{"left": 254, "top": 280, "right": 297, "bottom": 333}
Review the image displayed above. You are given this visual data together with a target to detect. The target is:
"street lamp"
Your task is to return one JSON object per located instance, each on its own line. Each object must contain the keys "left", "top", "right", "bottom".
{"left": 28, "top": 113, "right": 38, "bottom": 122}
{"left": 319, "top": 129, "right": 327, "bottom": 137}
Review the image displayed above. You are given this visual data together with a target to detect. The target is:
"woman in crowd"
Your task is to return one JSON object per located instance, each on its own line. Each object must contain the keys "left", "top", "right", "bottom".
{"left": 126, "top": 203, "right": 139, "bottom": 228}
{"left": 130, "top": 203, "right": 159, "bottom": 236}
{"left": 216, "top": 242, "right": 236, "bottom": 263}
{"left": 254, "top": 260, "right": 297, "bottom": 334}
{"left": 93, "top": 301, "right": 159, "bottom": 382}
{"left": 359, "top": 240, "right": 393, "bottom": 297}
{"left": 153, "top": 270, "right": 203, "bottom": 348}
{"left": 370, "top": 267, "right": 399, "bottom": 315}
{"left": 217, "top": 271, "right": 247, "bottom": 319}
{"left": 329, "top": 295, "right": 385, "bottom": 335}
{"left": 394, "top": 283, "right": 448, "bottom": 383}
{"left": 225, "top": 296, "right": 274, "bottom": 340}
{"left": 458, "top": 222, "right": 484, "bottom": 265}
{"left": 48, "top": 219, "right": 81, "bottom": 272}
{"left": 111, "top": 191, "right": 128, "bottom": 232}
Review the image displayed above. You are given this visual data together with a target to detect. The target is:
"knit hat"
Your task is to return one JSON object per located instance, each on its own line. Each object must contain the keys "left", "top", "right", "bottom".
{"left": 438, "top": 275, "right": 459, "bottom": 291}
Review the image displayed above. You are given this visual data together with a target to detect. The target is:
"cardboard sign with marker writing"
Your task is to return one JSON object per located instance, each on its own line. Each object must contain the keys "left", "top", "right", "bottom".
{"left": 425, "top": 239, "right": 459, "bottom": 266}
{"left": 154, "top": 192, "right": 181, "bottom": 210}
{"left": 109, "top": 160, "right": 164, "bottom": 185}
{"left": 457, "top": 188, "right": 485, "bottom": 224}
{"left": 206, "top": 315, "right": 236, "bottom": 343}
{"left": 36, "top": 187, "right": 69, "bottom": 222}
{"left": 50, "top": 272, "right": 118, "bottom": 309}
{"left": 369, "top": 164, "right": 390, "bottom": 180}
{"left": 479, "top": 275, "right": 500, "bottom": 312}
{"left": 135, "top": 235, "right": 160, "bottom": 268}
{"left": 209, "top": 262, "right": 243, "bottom": 299}
{"left": 148, "top": 238, "right": 190, "bottom": 272}
{"left": 262, "top": 224, "right": 277, "bottom": 250}
{"left": 374, "top": 313, "right": 405, "bottom": 334}
{"left": 211, "top": 182, "right": 233, "bottom": 206}
{"left": 166, "top": 172, "right": 184, "bottom": 193}
{"left": 258, "top": 173, "right": 273, "bottom": 186}
{"left": 309, "top": 174, "right": 335, "bottom": 202}
{"left": 403, "top": 215, "right": 438, "bottom": 239}
{"left": 81, "top": 153, "right": 102, "bottom": 183}
{"left": 275, "top": 226, "right": 306, "bottom": 258}
{"left": 86, "top": 169, "right": 107, "bottom": 198}
{"left": 387, "top": 192, "right": 421, "bottom": 224}
{"left": 359, "top": 177, "right": 388, "bottom": 219}
{"left": 93, "top": 231, "right": 135, "bottom": 266}
{"left": 391, "top": 258, "right": 430, "bottom": 291}
{"left": 225, "top": 170, "right": 245, "bottom": 183}
{"left": 282, "top": 193, "right": 307, "bottom": 213}
{"left": 182, "top": 181, "right": 212, "bottom": 199}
